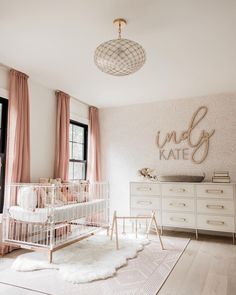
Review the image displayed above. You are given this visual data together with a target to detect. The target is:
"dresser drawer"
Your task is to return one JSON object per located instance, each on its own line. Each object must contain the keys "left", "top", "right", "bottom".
{"left": 162, "top": 212, "right": 195, "bottom": 228}
{"left": 131, "top": 196, "right": 160, "bottom": 210}
{"left": 197, "top": 199, "right": 234, "bottom": 215}
{"left": 130, "top": 182, "right": 160, "bottom": 196}
{"left": 162, "top": 183, "right": 194, "bottom": 197}
{"left": 197, "top": 185, "right": 233, "bottom": 199}
{"left": 197, "top": 215, "right": 235, "bottom": 232}
{"left": 162, "top": 198, "right": 194, "bottom": 212}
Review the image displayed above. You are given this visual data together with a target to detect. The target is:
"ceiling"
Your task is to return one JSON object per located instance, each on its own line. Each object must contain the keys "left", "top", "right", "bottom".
{"left": 0, "top": 0, "right": 236, "bottom": 108}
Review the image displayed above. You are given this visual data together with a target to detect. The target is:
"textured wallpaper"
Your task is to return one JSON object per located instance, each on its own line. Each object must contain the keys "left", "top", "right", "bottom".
{"left": 100, "top": 93, "right": 236, "bottom": 214}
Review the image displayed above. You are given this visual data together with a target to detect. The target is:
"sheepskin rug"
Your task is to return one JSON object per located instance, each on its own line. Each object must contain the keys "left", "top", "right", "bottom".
{"left": 12, "top": 234, "right": 149, "bottom": 283}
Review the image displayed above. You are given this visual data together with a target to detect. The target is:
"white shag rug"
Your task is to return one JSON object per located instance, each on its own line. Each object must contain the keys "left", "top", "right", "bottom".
{"left": 12, "top": 234, "right": 149, "bottom": 284}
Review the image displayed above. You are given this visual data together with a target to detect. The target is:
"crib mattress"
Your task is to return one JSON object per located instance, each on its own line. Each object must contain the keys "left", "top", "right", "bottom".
{"left": 8, "top": 199, "right": 106, "bottom": 223}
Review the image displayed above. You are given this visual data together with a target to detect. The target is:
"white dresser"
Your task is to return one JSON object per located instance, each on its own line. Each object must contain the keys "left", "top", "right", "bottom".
{"left": 130, "top": 181, "right": 236, "bottom": 242}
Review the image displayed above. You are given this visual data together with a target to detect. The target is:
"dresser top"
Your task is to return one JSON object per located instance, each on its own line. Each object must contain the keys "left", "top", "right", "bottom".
{"left": 130, "top": 181, "right": 236, "bottom": 185}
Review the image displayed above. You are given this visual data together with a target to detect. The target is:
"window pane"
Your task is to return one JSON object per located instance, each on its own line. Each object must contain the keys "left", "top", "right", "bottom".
{"left": 69, "top": 162, "right": 86, "bottom": 180}
{"left": 73, "top": 125, "right": 84, "bottom": 144}
{"left": 69, "top": 123, "right": 73, "bottom": 141}
{"left": 69, "top": 162, "right": 74, "bottom": 180}
{"left": 82, "top": 163, "right": 86, "bottom": 179}
{"left": 69, "top": 142, "right": 73, "bottom": 159}
{"left": 73, "top": 162, "right": 85, "bottom": 180}
{"left": 69, "top": 121, "right": 87, "bottom": 181}
{"left": 72, "top": 143, "right": 83, "bottom": 160}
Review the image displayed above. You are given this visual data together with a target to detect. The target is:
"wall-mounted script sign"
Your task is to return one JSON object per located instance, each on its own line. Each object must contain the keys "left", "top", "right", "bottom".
{"left": 156, "top": 106, "right": 215, "bottom": 164}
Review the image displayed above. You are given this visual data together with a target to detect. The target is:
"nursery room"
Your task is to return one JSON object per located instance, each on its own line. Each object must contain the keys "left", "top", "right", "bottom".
{"left": 0, "top": 0, "right": 236, "bottom": 294}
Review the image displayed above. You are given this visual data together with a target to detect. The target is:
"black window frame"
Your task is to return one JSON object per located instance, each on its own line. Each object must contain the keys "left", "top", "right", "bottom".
{"left": 69, "top": 120, "right": 88, "bottom": 181}
{"left": 0, "top": 97, "right": 8, "bottom": 213}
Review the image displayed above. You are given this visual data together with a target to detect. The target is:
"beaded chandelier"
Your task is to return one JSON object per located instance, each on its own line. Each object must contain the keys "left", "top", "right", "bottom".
{"left": 94, "top": 18, "right": 146, "bottom": 76}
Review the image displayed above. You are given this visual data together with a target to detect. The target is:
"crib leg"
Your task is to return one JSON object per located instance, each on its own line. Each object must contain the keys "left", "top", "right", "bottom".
{"left": 122, "top": 218, "right": 126, "bottom": 235}
{"left": 106, "top": 226, "right": 109, "bottom": 236}
{"left": 110, "top": 211, "right": 116, "bottom": 240}
{"left": 49, "top": 250, "right": 53, "bottom": 264}
{"left": 114, "top": 214, "right": 119, "bottom": 250}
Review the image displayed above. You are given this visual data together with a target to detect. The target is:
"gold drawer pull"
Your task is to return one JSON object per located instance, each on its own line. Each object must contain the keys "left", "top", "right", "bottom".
{"left": 205, "top": 189, "right": 223, "bottom": 194}
{"left": 206, "top": 204, "right": 224, "bottom": 210}
{"left": 137, "top": 187, "right": 152, "bottom": 192}
{"left": 170, "top": 188, "right": 186, "bottom": 193}
{"left": 169, "top": 202, "right": 186, "bottom": 207}
{"left": 170, "top": 217, "right": 186, "bottom": 222}
{"left": 207, "top": 220, "right": 224, "bottom": 225}
{"left": 137, "top": 201, "right": 152, "bottom": 205}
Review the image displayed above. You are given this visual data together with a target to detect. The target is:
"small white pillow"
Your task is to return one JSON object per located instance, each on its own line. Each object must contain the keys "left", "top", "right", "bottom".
{"left": 17, "top": 186, "right": 37, "bottom": 210}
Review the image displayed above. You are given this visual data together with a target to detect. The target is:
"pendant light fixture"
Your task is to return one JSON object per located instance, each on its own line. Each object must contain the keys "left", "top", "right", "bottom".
{"left": 94, "top": 18, "right": 146, "bottom": 76}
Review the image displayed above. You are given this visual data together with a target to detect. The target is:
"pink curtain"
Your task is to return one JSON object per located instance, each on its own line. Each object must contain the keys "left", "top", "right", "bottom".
{"left": 6, "top": 69, "right": 30, "bottom": 184}
{"left": 54, "top": 91, "right": 70, "bottom": 181}
{"left": 2, "top": 69, "right": 30, "bottom": 255}
{"left": 87, "top": 106, "right": 101, "bottom": 182}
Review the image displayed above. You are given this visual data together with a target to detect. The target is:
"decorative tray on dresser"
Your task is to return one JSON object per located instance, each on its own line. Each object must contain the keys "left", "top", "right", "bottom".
{"left": 130, "top": 181, "right": 236, "bottom": 243}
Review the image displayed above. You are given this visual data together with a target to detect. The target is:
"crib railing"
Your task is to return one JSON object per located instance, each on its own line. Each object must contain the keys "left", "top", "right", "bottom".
{"left": 2, "top": 182, "right": 109, "bottom": 250}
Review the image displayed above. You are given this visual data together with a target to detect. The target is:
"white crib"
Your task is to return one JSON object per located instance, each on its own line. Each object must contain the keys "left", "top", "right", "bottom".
{"left": 2, "top": 182, "right": 109, "bottom": 262}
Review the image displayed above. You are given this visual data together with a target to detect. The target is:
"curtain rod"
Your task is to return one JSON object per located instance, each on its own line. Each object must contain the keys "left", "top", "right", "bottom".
{"left": 0, "top": 63, "right": 11, "bottom": 70}
{"left": 71, "top": 96, "right": 89, "bottom": 105}
{"left": 1, "top": 63, "right": 92, "bottom": 108}
{"left": 55, "top": 90, "right": 90, "bottom": 107}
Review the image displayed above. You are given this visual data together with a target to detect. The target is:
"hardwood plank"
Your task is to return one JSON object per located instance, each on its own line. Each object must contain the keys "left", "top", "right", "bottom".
{"left": 158, "top": 233, "right": 235, "bottom": 295}
{"left": 159, "top": 240, "right": 202, "bottom": 294}
{"left": 178, "top": 241, "right": 212, "bottom": 295}
{"left": 227, "top": 257, "right": 236, "bottom": 295}
{"left": 201, "top": 273, "right": 227, "bottom": 295}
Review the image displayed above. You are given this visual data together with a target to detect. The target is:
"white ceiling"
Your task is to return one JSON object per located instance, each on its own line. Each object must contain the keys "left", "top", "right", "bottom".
{"left": 0, "top": 0, "right": 236, "bottom": 108}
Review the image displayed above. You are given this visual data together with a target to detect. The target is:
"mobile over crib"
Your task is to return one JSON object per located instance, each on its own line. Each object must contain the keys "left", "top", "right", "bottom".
{"left": 2, "top": 182, "right": 109, "bottom": 263}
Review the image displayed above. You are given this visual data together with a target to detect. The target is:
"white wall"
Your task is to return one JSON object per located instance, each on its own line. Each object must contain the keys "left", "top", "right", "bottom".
{"left": 100, "top": 93, "right": 236, "bottom": 215}
{"left": 29, "top": 81, "right": 56, "bottom": 181}
{"left": 0, "top": 65, "right": 88, "bottom": 182}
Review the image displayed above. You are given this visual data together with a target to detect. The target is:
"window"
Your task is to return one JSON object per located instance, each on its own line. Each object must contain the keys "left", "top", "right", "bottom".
{"left": 0, "top": 97, "right": 8, "bottom": 213}
{"left": 69, "top": 120, "right": 88, "bottom": 180}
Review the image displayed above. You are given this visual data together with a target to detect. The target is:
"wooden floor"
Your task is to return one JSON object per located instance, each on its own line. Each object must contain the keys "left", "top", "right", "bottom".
{"left": 158, "top": 232, "right": 236, "bottom": 295}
